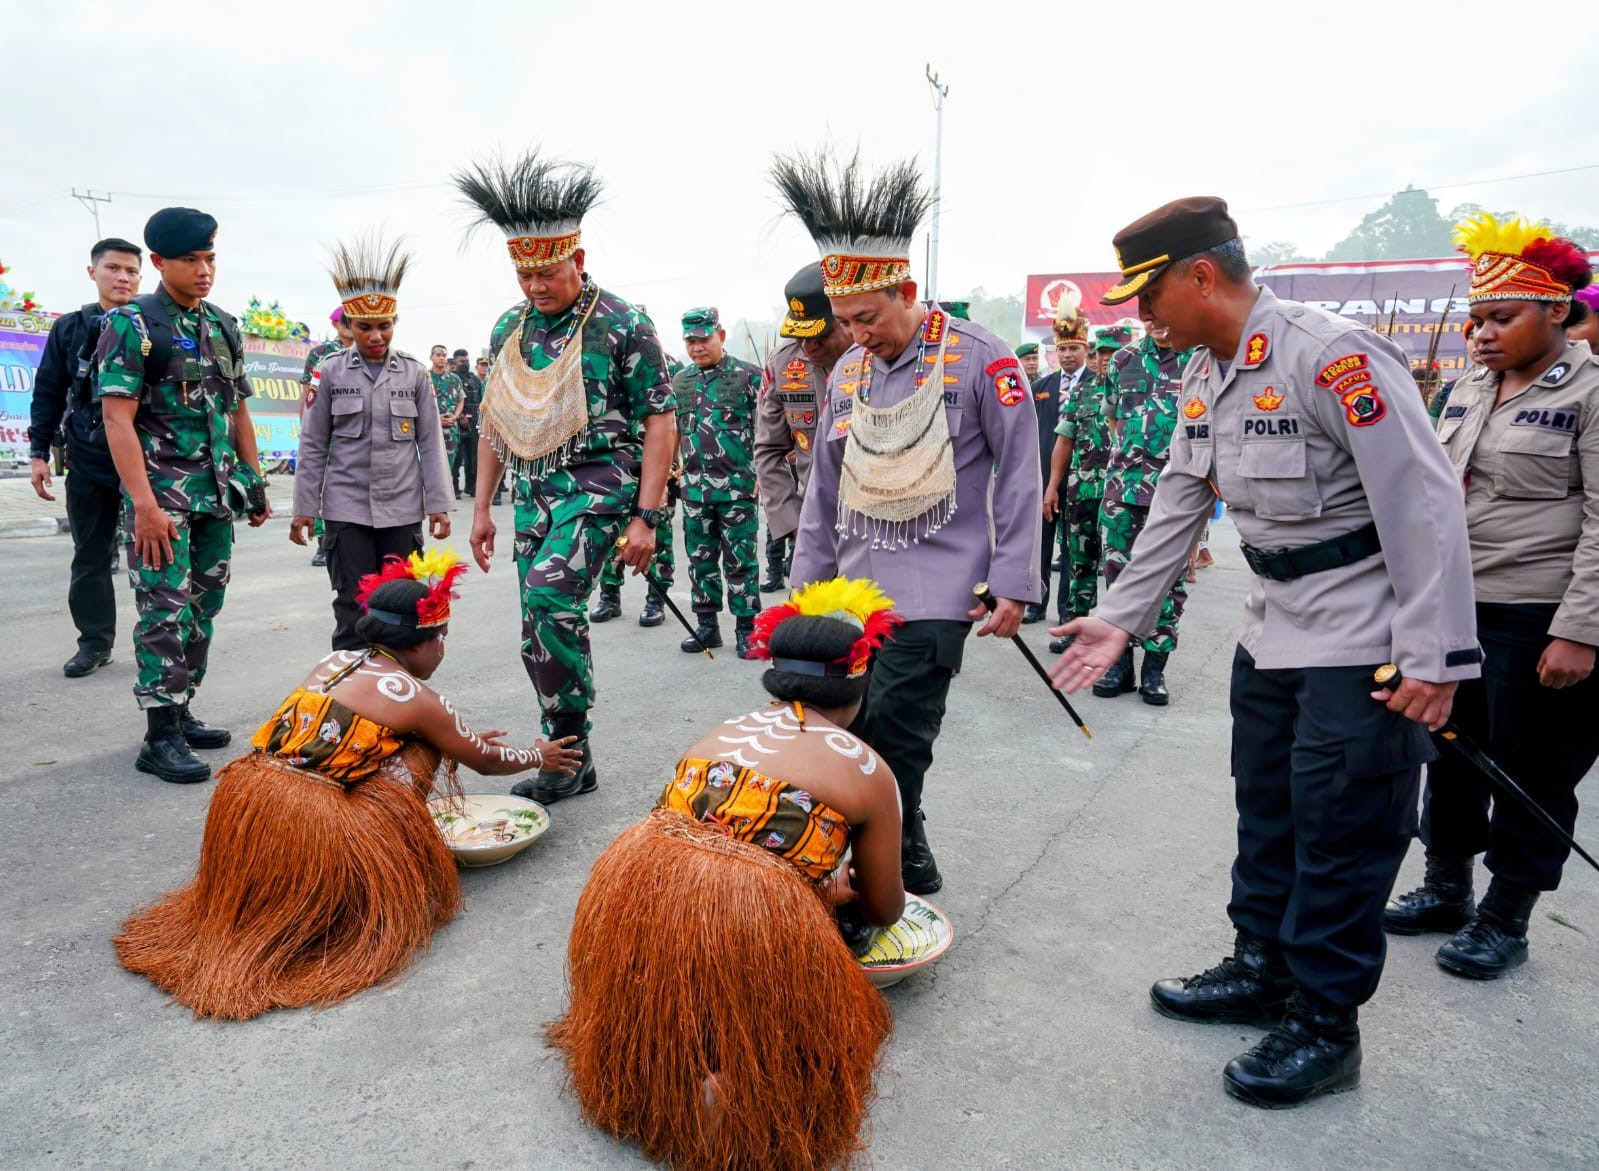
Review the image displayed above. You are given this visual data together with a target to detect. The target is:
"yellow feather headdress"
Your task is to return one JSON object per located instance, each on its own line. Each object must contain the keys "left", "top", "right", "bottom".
{"left": 750, "top": 577, "right": 901, "bottom": 677}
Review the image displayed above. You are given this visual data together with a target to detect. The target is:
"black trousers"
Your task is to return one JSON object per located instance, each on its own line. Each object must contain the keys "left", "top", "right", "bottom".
{"left": 1228, "top": 645, "right": 1433, "bottom": 1007}
{"left": 65, "top": 469, "right": 123, "bottom": 654}
{"left": 1422, "top": 602, "right": 1599, "bottom": 891}
{"left": 454, "top": 431, "right": 477, "bottom": 494}
{"left": 852, "top": 619, "right": 970, "bottom": 817}
{"left": 323, "top": 520, "right": 423, "bottom": 651}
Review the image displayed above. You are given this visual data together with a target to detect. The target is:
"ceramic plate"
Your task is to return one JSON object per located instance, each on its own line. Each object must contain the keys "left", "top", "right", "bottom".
{"left": 858, "top": 895, "right": 953, "bottom": 988}
{"left": 428, "top": 794, "right": 550, "bottom": 868}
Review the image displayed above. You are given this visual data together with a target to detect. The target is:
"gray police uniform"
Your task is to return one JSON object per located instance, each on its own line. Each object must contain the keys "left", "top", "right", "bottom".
{"left": 294, "top": 347, "right": 454, "bottom": 649}
{"left": 1095, "top": 287, "right": 1481, "bottom": 1007}
{"left": 754, "top": 339, "right": 824, "bottom": 539}
{"left": 1425, "top": 340, "right": 1599, "bottom": 890}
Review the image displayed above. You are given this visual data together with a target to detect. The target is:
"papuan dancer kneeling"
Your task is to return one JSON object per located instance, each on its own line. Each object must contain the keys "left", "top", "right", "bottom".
{"left": 547, "top": 577, "right": 907, "bottom": 1171}
{"left": 114, "top": 550, "right": 580, "bottom": 1020}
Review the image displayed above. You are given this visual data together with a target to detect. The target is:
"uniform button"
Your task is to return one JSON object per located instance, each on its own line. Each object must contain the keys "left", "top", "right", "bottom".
{"left": 1291, "top": 309, "right": 1305, "bottom": 318}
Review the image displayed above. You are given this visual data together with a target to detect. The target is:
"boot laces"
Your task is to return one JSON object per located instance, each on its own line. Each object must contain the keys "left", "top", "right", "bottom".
{"left": 1184, "top": 955, "right": 1247, "bottom": 989}
{"left": 1247, "top": 1019, "right": 1310, "bottom": 1070}
{"left": 1453, "top": 915, "right": 1506, "bottom": 949}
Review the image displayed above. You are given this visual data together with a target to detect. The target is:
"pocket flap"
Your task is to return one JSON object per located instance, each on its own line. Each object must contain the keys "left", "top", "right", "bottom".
{"left": 330, "top": 393, "right": 363, "bottom": 415}
{"left": 1238, "top": 437, "right": 1306, "bottom": 479}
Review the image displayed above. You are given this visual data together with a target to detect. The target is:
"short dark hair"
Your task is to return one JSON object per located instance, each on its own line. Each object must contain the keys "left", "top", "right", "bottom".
{"left": 91, "top": 238, "right": 142, "bottom": 265}
{"left": 430, "top": 343, "right": 448, "bottom": 354}
{"left": 759, "top": 615, "right": 870, "bottom": 708}
{"left": 452, "top": 349, "right": 469, "bottom": 359}
{"left": 354, "top": 579, "right": 444, "bottom": 649}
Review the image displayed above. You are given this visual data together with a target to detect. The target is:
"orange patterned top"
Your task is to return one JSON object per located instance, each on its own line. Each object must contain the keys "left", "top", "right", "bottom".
{"left": 250, "top": 688, "right": 406, "bottom": 783}
{"left": 657, "top": 758, "right": 851, "bottom": 881}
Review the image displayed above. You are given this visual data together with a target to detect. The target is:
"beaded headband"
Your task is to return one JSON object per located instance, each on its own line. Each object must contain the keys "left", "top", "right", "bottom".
{"left": 820, "top": 251, "right": 913, "bottom": 298}
{"left": 507, "top": 229, "right": 582, "bottom": 272}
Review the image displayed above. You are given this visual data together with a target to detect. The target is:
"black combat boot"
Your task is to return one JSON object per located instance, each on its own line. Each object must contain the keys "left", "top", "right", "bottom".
{"left": 681, "top": 615, "right": 723, "bottom": 653}
{"left": 759, "top": 546, "right": 786, "bottom": 593}
{"left": 1435, "top": 877, "right": 1539, "bottom": 980}
{"left": 1383, "top": 852, "right": 1475, "bottom": 935}
{"left": 1223, "top": 989, "right": 1362, "bottom": 1108}
{"left": 1150, "top": 929, "right": 1294, "bottom": 1025}
{"left": 63, "top": 647, "right": 113, "bottom": 678}
{"left": 513, "top": 714, "right": 597, "bottom": 804}
{"left": 589, "top": 585, "right": 622, "bottom": 623}
{"left": 734, "top": 617, "right": 757, "bottom": 660}
{"left": 638, "top": 591, "right": 665, "bottom": 628}
{"left": 1092, "top": 648, "right": 1136, "bottom": 697}
{"left": 1139, "top": 651, "right": 1170, "bottom": 706}
{"left": 1022, "top": 603, "right": 1046, "bottom": 624}
{"left": 135, "top": 707, "right": 212, "bottom": 785}
{"left": 1048, "top": 632, "right": 1076, "bottom": 655}
{"left": 902, "top": 809, "right": 943, "bottom": 895}
{"left": 178, "top": 703, "right": 232, "bottom": 749}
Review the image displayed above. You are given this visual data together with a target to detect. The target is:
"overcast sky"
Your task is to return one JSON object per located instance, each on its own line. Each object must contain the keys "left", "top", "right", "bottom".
{"left": 4, "top": 0, "right": 1596, "bottom": 357}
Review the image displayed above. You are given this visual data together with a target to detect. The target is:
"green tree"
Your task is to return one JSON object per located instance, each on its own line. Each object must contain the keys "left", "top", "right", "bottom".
{"left": 1325, "top": 186, "right": 1454, "bottom": 261}
{"left": 1448, "top": 203, "right": 1599, "bottom": 250}
{"left": 1248, "top": 239, "right": 1314, "bottom": 265}
{"left": 959, "top": 287, "right": 1024, "bottom": 347}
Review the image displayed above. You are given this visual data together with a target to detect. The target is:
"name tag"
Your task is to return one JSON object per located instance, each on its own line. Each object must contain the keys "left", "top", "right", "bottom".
{"left": 1509, "top": 407, "right": 1578, "bottom": 433}
{"left": 778, "top": 391, "right": 812, "bottom": 404}
{"left": 1243, "top": 417, "right": 1301, "bottom": 437}
{"left": 1444, "top": 404, "right": 1469, "bottom": 420}
{"left": 1185, "top": 423, "right": 1211, "bottom": 440}
{"left": 390, "top": 387, "right": 416, "bottom": 400}
{"left": 329, "top": 385, "right": 361, "bottom": 398}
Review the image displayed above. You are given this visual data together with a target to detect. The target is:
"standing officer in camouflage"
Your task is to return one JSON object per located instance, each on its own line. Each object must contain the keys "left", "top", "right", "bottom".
{"left": 292, "top": 237, "right": 453, "bottom": 649}
{"left": 1096, "top": 315, "right": 1194, "bottom": 703}
{"left": 755, "top": 264, "right": 844, "bottom": 595}
{"left": 428, "top": 344, "right": 466, "bottom": 492}
{"left": 590, "top": 470, "right": 675, "bottom": 628}
{"left": 674, "top": 307, "right": 763, "bottom": 658}
{"left": 28, "top": 236, "right": 143, "bottom": 677}
{"left": 1049, "top": 197, "right": 1479, "bottom": 1109}
{"left": 458, "top": 149, "right": 675, "bottom": 804}
{"left": 297, "top": 307, "right": 352, "bottom": 566}
{"left": 96, "top": 208, "right": 272, "bottom": 784}
{"left": 1043, "top": 317, "right": 1114, "bottom": 635}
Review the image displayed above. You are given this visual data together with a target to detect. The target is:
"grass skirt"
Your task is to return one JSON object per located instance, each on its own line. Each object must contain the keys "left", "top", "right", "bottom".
{"left": 546, "top": 810, "right": 892, "bottom": 1170}
{"left": 113, "top": 744, "right": 462, "bottom": 1020}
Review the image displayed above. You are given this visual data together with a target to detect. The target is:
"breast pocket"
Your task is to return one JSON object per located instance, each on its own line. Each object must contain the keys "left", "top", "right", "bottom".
{"left": 1238, "top": 436, "right": 1323, "bottom": 521}
{"left": 390, "top": 395, "right": 419, "bottom": 443}
{"left": 944, "top": 402, "right": 966, "bottom": 437}
{"left": 1495, "top": 426, "right": 1576, "bottom": 499}
{"left": 330, "top": 394, "right": 365, "bottom": 439}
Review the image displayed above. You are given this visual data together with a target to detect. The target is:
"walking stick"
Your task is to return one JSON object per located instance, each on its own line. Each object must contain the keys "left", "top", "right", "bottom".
{"left": 974, "top": 583, "right": 1091, "bottom": 739}
{"left": 1374, "top": 665, "right": 1599, "bottom": 874}
{"left": 616, "top": 536, "right": 713, "bottom": 659}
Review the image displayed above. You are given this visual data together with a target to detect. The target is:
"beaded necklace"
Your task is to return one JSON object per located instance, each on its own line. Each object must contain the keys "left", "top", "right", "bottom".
{"left": 856, "top": 304, "right": 940, "bottom": 407}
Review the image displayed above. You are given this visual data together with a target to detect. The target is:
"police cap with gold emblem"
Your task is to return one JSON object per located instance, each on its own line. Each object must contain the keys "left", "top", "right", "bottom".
{"left": 144, "top": 207, "right": 218, "bottom": 258}
{"left": 779, "top": 263, "right": 834, "bottom": 339}
{"left": 1101, "top": 196, "right": 1239, "bottom": 305}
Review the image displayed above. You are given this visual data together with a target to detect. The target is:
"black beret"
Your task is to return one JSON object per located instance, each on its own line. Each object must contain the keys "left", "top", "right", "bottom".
{"left": 143, "top": 207, "right": 217, "bottom": 258}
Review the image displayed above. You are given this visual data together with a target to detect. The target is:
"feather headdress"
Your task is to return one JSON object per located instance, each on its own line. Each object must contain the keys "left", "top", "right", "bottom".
{"left": 327, "top": 234, "right": 411, "bottom": 321}
{"left": 771, "top": 148, "right": 934, "bottom": 298}
{"left": 1453, "top": 212, "right": 1592, "bottom": 304}
{"left": 749, "top": 577, "right": 902, "bottom": 678}
{"left": 454, "top": 149, "right": 603, "bottom": 271}
{"left": 1052, "top": 285, "right": 1090, "bottom": 347}
{"left": 354, "top": 548, "right": 466, "bottom": 629}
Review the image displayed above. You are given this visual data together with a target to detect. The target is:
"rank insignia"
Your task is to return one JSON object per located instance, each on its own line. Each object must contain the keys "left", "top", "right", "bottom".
{"left": 1242, "top": 333, "right": 1269, "bottom": 367}
{"left": 995, "top": 373, "right": 1025, "bottom": 407}
{"left": 1316, "top": 353, "right": 1369, "bottom": 387}
{"left": 922, "top": 310, "right": 947, "bottom": 345}
{"left": 785, "top": 358, "right": 807, "bottom": 377}
{"left": 1183, "top": 397, "right": 1207, "bottom": 419}
{"left": 837, "top": 380, "right": 858, "bottom": 396}
{"left": 796, "top": 431, "right": 811, "bottom": 452}
{"left": 1252, "top": 386, "right": 1284, "bottom": 411}
{"left": 833, "top": 416, "right": 852, "bottom": 437}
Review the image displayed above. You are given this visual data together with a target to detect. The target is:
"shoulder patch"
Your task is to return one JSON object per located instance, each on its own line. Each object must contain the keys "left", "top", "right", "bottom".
{"left": 1542, "top": 361, "right": 1573, "bottom": 385}
{"left": 1316, "top": 353, "right": 1369, "bottom": 387}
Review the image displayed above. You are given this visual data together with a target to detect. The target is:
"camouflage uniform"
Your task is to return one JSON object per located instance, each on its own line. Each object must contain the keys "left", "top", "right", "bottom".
{"left": 96, "top": 289, "right": 257, "bottom": 709}
{"left": 429, "top": 368, "right": 464, "bottom": 462}
{"left": 1055, "top": 367, "right": 1115, "bottom": 617}
{"left": 675, "top": 353, "right": 763, "bottom": 618}
{"left": 488, "top": 277, "right": 674, "bottom": 735}
{"left": 1100, "top": 336, "right": 1193, "bottom": 653}
{"left": 298, "top": 337, "right": 344, "bottom": 540}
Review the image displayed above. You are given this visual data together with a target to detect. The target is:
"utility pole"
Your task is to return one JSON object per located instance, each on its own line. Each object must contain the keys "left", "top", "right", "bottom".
{"left": 925, "top": 64, "right": 949, "bottom": 302}
{"left": 71, "top": 189, "right": 112, "bottom": 238}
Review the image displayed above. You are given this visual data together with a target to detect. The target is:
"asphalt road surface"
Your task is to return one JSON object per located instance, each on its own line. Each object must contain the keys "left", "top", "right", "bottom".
{"left": 2, "top": 509, "right": 1594, "bottom": 1169}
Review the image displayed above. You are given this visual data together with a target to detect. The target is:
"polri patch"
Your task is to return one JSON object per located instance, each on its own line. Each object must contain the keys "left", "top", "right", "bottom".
{"left": 1341, "top": 385, "right": 1385, "bottom": 427}
{"left": 1242, "top": 333, "right": 1270, "bottom": 367}
{"left": 995, "top": 373, "right": 1025, "bottom": 407}
{"left": 1316, "top": 353, "right": 1369, "bottom": 387}
{"left": 1243, "top": 416, "right": 1300, "bottom": 437}
{"left": 1509, "top": 407, "right": 1578, "bottom": 433}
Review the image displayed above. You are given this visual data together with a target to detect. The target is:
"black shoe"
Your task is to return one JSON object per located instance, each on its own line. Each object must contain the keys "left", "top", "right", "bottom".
{"left": 589, "top": 586, "right": 622, "bottom": 623}
{"left": 63, "top": 647, "right": 113, "bottom": 678}
{"left": 639, "top": 592, "right": 665, "bottom": 627}
{"left": 513, "top": 738, "right": 597, "bottom": 804}
{"left": 759, "top": 569, "right": 787, "bottom": 593}
{"left": 1383, "top": 852, "right": 1475, "bottom": 935}
{"left": 682, "top": 616, "right": 722, "bottom": 653}
{"left": 1092, "top": 648, "right": 1136, "bottom": 697}
{"left": 178, "top": 703, "right": 232, "bottom": 749}
{"left": 902, "top": 809, "right": 943, "bottom": 895}
{"left": 1436, "top": 879, "right": 1537, "bottom": 979}
{"left": 1022, "top": 604, "right": 1046, "bottom": 624}
{"left": 492, "top": 493, "right": 504, "bottom": 506}
{"left": 1139, "top": 651, "right": 1170, "bottom": 706}
{"left": 135, "top": 707, "right": 212, "bottom": 784}
{"left": 735, "top": 617, "right": 757, "bottom": 660}
{"left": 1048, "top": 632, "right": 1076, "bottom": 655}
{"left": 1150, "top": 930, "right": 1294, "bottom": 1025}
{"left": 1222, "top": 990, "right": 1362, "bottom": 1109}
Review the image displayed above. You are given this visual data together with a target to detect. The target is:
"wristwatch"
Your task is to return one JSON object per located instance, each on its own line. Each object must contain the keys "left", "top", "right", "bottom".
{"left": 632, "top": 506, "right": 666, "bottom": 529}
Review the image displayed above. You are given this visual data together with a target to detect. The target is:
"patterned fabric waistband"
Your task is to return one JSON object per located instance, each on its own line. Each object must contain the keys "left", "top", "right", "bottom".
{"left": 253, "top": 751, "right": 352, "bottom": 792}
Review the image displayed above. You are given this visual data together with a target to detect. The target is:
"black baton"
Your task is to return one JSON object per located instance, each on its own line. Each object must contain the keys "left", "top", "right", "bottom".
{"left": 1374, "top": 665, "right": 1598, "bottom": 874}
{"left": 974, "top": 583, "right": 1091, "bottom": 740}
{"left": 617, "top": 536, "right": 713, "bottom": 659}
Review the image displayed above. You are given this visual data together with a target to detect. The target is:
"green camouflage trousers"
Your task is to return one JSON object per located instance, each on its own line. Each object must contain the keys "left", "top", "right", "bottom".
{"left": 1099, "top": 496, "right": 1186, "bottom": 653}
{"left": 597, "top": 507, "right": 675, "bottom": 590}
{"left": 1064, "top": 492, "right": 1103, "bottom": 619}
{"left": 513, "top": 496, "right": 626, "bottom": 736}
{"left": 125, "top": 506, "right": 233, "bottom": 709}
{"left": 682, "top": 495, "right": 760, "bottom": 618}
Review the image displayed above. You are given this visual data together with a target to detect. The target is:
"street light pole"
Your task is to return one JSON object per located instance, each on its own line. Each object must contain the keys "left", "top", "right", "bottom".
{"left": 71, "top": 188, "right": 111, "bottom": 238}
{"left": 925, "top": 64, "right": 949, "bottom": 303}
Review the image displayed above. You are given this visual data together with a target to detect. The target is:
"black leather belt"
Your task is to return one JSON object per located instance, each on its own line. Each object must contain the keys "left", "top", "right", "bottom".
{"left": 1240, "top": 521, "right": 1381, "bottom": 582}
